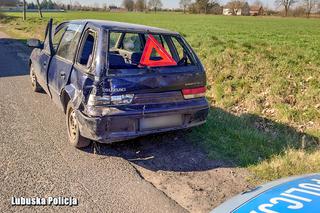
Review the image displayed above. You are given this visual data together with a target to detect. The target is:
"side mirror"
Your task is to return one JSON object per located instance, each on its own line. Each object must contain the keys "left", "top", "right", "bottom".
{"left": 27, "top": 39, "right": 43, "bottom": 49}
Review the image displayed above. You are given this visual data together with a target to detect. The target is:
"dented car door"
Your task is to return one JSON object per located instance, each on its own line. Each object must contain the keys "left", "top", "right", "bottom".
{"left": 47, "top": 24, "right": 84, "bottom": 105}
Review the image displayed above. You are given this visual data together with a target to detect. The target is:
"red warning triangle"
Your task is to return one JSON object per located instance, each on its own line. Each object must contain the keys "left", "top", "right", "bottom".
{"left": 139, "top": 34, "right": 177, "bottom": 67}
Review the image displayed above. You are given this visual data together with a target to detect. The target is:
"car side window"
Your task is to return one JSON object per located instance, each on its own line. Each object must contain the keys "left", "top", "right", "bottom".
{"left": 121, "top": 33, "right": 142, "bottom": 52}
{"left": 52, "top": 25, "right": 67, "bottom": 52}
{"left": 78, "top": 30, "right": 96, "bottom": 68}
{"left": 43, "top": 22, "right": 53, "bottom": 54}
{"left": 43, "top": 34, "right": 51, "bottom": 54}
{"left": 171, "top": 37, "right": 194, "bottom": 66}
{"left": 109, "top": 32, "right": 121, "bottom": 50}
{"left": 56, "top": 24, "right": 83, "bottom": 61}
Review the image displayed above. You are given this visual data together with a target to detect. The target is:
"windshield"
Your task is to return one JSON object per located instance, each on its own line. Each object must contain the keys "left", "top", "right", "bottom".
{"left": 107, "top": 31, "right": 196, "bottom": 71}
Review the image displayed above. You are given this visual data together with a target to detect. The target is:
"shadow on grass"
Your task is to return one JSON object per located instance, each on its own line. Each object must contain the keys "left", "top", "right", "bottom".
{"left": 82, "top": 106, "right": 319, "bottom": 172}
{"left": 0, "top": 13, "right": 40, "bottom": 22}
{"left": 0, "top": 14, "right": 19, "bottom": 24}
{"left": 192, "top": 107, "right": 319, "bottom": 167}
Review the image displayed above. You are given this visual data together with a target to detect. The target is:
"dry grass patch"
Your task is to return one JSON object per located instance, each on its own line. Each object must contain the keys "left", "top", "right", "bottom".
{"left": 250, "top": 148, "right": 320, "bottom": 182}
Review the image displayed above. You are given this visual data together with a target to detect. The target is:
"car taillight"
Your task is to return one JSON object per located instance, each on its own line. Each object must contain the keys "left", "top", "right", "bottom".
{"left": 111, "top": 94, "right": 134, "bottom": 105}
{"left": 87, "top": 94, "right": 134, "bottom": 106}
{"left": 182, "top": 87, "right": 206, "bottom": 99}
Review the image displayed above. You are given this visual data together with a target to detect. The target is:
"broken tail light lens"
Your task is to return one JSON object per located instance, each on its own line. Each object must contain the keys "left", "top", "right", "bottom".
{"left": 87, "top": 94, "right": 134, "bottom": 106}
{"left": 182, "top": 87, "right": 206, "bottom": 99}
{"left": 87, "top": 95, "right": 110, "bottom": 106}
{"left": 111, "top": 94, "right": 134, "bottom": 105}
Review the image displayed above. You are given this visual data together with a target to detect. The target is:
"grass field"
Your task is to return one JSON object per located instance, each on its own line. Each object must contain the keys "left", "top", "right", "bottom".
{"left": 1, "top": 11, "right": 319, "bottom": 182}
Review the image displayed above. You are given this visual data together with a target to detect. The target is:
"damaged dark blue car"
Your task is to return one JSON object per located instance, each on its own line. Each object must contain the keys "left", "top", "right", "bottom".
{"left": 28, "top": 19, "right": 209, "bottom": 148}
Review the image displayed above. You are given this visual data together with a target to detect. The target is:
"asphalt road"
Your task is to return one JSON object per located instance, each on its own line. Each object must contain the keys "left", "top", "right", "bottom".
{"left": 0, "top": 32, "right": 186, "bottom": 212}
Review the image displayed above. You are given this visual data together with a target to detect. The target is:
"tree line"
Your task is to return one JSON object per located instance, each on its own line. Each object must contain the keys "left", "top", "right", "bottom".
{"left": 121, "top": 0, "right": 320, "bottom": 17}
{"left": 27, "top": 0, "right": 58, "bottom": 10}
{"left": 1, "top": 0, "right": 319, "bottom": 20}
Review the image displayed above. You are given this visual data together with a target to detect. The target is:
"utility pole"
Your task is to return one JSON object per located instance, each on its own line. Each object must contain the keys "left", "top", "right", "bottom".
{"left": 23, "top": 0, "right": 26, "bottom": 21}
{"left": 36, "top": 0, "right": 43, "bottom": 18}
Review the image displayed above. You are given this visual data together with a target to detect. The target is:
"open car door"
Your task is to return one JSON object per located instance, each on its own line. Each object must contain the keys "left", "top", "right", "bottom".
{"left": 36, "top": 18, "right": 54, "bottom": 95}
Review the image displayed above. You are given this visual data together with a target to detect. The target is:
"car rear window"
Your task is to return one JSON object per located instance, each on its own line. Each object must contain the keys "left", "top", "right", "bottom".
{"left": 107, "top": 31, "right": 196, "bottom": 70}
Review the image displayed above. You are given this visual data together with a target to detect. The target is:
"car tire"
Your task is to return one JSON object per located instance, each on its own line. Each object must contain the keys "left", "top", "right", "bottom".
{"left": 66, "top": 101, "right": 91, "bottom": 148}
{"left": 30, "top": 64, "right": 43, "bottom": 92}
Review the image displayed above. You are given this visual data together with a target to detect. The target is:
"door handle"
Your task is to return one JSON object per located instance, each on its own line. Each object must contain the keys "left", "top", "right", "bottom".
{"left": 60, "top": 72, "right": 66, "bottom": 79}
{"left": 43, "top": 61, "right": 47, "bottom": 67}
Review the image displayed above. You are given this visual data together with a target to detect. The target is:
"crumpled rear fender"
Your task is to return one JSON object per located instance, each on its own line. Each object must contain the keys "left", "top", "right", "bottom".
{"left": 61, "top": 84, "right": 85, "bottom": 112}
{"left": 61, "top": 68, "right": 96, "bottom": 113}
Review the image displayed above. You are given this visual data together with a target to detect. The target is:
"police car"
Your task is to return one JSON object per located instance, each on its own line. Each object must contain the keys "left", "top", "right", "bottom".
{"left": 213, "top": 173, "right": 320, "bottom": 213}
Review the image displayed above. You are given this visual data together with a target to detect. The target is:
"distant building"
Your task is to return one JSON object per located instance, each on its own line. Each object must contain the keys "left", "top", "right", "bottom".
{"left": 223, "top": 2, "right": 250, "bottom": 16}
{"left": 0, "top": 1, "right": 22, "bottom": 12}
{"left": 0, "top": 0, "right": 19, "bottom": 8}
{"left": 109, "top": 6, "right": 127, "bottom": 13}
{"left": 235, "top": 8, "right": 242, "bottom": 15}
{"left": 223, "top": 8, "right": 233, "bottom": 15}
{"left": 250, "top": 6, "right": 264, "bottom": 16}
{"left": 223, "top": 8, "right": 244, "bottom": 15}
{"left": 223, "top": 8, "right": 243, "bottom": 15}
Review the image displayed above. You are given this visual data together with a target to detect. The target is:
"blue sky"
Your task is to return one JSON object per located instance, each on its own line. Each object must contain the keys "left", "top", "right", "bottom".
{"left": 28, "top": 0, "right": 275, "bottom": 9}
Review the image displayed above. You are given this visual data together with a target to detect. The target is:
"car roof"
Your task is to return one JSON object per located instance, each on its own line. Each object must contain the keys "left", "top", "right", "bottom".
{"left": 69, "top": 19, "right": 179, "bottom": 35}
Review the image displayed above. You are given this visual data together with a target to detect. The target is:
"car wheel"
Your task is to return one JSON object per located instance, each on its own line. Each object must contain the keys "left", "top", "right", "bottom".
{"left": 30, "top": 64, "right": 43, "bottom": 92}
{"left": 66, "top": 101, "right": 91, "bottom": 148}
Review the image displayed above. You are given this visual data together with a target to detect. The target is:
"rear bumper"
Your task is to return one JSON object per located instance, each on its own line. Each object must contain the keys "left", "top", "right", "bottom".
{"left": 76, "top": 99, "right": 209, "bottom": 143}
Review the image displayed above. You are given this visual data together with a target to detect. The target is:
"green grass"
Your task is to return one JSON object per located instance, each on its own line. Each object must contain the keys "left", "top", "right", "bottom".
{"left": 1, "top": 11, "right": 319, "bottom": 182}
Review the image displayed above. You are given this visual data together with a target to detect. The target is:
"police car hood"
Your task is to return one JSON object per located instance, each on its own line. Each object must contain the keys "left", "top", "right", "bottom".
{"left": 212, "top": 173, "right": 320, "bottom": 213}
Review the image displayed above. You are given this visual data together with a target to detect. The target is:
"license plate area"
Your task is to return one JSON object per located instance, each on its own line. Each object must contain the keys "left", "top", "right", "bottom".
{"left": 139, "top": 114, "right": 183, "bottom": 131}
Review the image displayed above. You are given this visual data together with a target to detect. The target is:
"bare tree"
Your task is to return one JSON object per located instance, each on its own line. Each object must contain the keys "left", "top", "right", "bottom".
{"left": 23, "top": 0, "right": 26, "bottom": 20}
{"left": 180, "top": 0, "right": 192, "bottom": 13}
{"left": 196, "top": 0, "right": 210, "bottom": 14}
{"left": 123, "top": 0, "right": 135, "bottom": 11}
{"left": 36, "top": 0, "right": 43, "bottom": 18}
{"left": 102, "top": 3, "right": 108, "bottom": 11}
{"left": 148, "top": 0, "right": 163, "bottom": 12}
{"left": 135, "top": 0, "right": 146, "bottom": 12}
{"left": 93, "top": 2, "right": 100, "bottom": 10}
{"left": 242, "top": 1, "right": 250, "bottom": 15}
{"left": 226, "top": 0, "right": 245, "bottom": 15}
{"left": 303, "top": 0, "right": 318, "bottom": 17}
{"left": 276, "top": 0, "right": 297, "bottom": 16}
{"left": 253, "top": 0, "right": 263, "bottom": 7}
{"left": 73, "top": 1, "right": 82, "bottom": 10}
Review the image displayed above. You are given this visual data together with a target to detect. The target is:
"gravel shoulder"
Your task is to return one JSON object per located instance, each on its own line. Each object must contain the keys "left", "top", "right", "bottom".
{"left": 107, "top": 134, "right": 253, "bottom": 212}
